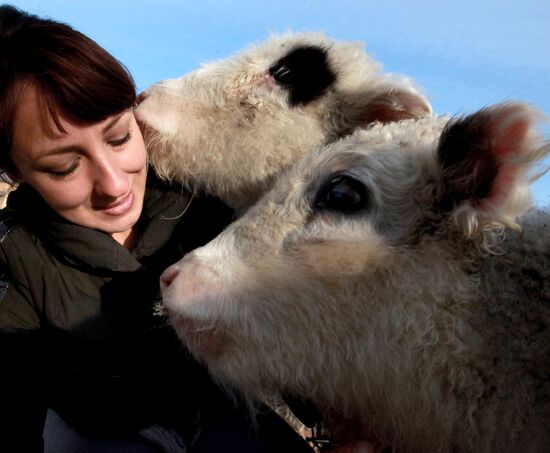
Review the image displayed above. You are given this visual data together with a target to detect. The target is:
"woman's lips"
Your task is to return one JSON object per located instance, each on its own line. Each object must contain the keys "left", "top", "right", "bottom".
{"left": 102, "top": 191, "right": 134, "bottom": 216}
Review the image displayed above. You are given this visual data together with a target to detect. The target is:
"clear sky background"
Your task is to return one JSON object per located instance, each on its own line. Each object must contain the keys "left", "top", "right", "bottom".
{"left": 13, "top": 0, "right": 550, "bottom": 205}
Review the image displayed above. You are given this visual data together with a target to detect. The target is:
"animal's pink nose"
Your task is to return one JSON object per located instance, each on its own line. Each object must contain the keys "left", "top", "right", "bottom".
{"left": 160, "top": 266, "right": 179, "bottom": 291}
{"left": 135, "top": 91, "right": 149, "bottom": 106}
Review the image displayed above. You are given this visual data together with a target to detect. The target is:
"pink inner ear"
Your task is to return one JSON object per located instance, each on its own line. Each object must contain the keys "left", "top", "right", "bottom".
{"left": 492, "top": 107, "right": 531, "bottom": 159}
{"left": 479, "top": 105, "right": 532, "bottom": 210}
{"left": 358, "top": 90, "right": 431, "bottom": 125}
{"left": 439, "top": 102, "right": 542, "bottom": 213}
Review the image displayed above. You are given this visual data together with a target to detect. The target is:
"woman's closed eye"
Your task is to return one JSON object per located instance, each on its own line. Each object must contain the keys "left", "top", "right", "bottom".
{"left": 108, "top": 131, "right": 132, "bottom": 147}
{"left": 47, "top": 158, "right": 81, "bottom": 178}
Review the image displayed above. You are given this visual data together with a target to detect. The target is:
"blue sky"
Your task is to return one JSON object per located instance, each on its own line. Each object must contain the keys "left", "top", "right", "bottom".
{"left": 14, "top": 0, "right": 550, "bottom": 205}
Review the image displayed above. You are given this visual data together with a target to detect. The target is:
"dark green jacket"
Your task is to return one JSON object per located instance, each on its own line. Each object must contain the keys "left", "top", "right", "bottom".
{"left": 0, "top": 177, "right": 233, "bottom": 451}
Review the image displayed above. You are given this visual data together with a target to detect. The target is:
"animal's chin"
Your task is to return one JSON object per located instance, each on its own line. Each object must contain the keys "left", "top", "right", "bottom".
{"left": 323, "top": 416, "right": 392, "bottom": 452}
{"left": 169, "top": 313, "right": 229, "bottom": 359}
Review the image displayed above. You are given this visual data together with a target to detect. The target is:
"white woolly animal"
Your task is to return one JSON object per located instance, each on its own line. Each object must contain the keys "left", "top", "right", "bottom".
{"left": 135, "top": 32, "right": 430, "bottom": 209}
{"left": 160, "top": 102, "right": 550, "bottom": 452}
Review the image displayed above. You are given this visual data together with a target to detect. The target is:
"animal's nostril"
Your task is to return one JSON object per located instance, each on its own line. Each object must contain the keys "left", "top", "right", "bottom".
{"left": 160, "top": 267, "right": 179, "bottom": 291}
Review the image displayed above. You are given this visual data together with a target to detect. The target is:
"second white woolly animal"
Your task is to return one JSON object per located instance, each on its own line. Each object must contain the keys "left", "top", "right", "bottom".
{"left": 135, "top": 32, "right": 430, "bottom": 209}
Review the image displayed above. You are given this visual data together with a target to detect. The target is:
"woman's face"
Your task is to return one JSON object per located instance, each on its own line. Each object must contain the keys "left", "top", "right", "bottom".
{"left": 10, "top": 84, "right": 147, "bottom": 245}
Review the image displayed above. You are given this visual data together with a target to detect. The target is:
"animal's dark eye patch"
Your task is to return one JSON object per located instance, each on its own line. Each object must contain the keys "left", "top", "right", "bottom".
{"left": 269, "top": 46, "right": 335, "bottom": 106}
{"left": 314, "top": 174, "right": 370, "bottom": 214}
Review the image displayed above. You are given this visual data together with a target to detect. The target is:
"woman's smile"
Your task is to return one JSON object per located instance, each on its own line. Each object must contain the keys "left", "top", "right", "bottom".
{"left": 100, "top": 190, "right": 135, "bottom": 216}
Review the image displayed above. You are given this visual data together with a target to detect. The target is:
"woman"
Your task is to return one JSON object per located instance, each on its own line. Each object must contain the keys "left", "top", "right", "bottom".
{"left": 0, "top": 5, "right": 312, "bottom": 452}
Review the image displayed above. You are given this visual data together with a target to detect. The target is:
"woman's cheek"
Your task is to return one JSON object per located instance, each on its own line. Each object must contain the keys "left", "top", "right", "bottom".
{"left": 39, "top": 180, "right": 91, "bottom": 212}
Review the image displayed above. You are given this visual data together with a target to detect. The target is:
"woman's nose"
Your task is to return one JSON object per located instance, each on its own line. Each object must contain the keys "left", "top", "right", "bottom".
{"left": 93, "top": 156, "right": 129, "bottom": 199}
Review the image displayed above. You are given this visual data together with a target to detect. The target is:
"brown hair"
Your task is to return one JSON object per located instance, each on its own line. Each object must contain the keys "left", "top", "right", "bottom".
{"left": 0, "top": 5, "right": 137, "bottom": 174}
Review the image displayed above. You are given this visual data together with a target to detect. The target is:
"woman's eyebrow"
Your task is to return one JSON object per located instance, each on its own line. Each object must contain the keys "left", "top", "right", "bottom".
{"left": 35, "top": 145, "right": 80, "bottom": 159}
{"left": 34, "top": 112, "right": 129, "bottom": 159}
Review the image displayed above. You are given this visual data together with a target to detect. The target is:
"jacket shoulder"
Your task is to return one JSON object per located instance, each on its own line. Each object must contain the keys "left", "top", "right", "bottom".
{"left": 0, "top": 208, "right": 22, "bottom": 244}
{"left": 0, "top": 208, "right": 43, "bottom": 327}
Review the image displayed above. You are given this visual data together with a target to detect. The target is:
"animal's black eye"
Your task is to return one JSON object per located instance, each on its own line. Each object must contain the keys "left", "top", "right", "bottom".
{"left": 314, "top": 174, "right": 370, "bottom": 214}
{"left": 268, "top": 46, "right": 335, "bottom": 106}
{"left": 270, "top": 63, "right": 294, "bottom": 87}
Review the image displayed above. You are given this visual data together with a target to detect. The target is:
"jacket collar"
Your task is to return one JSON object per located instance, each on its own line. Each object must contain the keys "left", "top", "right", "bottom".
{"left": 8, "top": 176, "right": 191, "bottom": 273}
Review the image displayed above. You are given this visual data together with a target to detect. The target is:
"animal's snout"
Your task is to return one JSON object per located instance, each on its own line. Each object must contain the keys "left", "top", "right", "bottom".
{"left": 135, "top": 91, "right": 149, "bottom": 107}
{"left": 159, "top": 253, "right": 228, "bottom": 311}
{"left": 160, "top": 265, "right": 179, "bottom": 291}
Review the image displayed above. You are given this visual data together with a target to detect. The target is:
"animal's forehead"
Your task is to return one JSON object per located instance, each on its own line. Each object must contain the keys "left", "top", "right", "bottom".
{"left": 303, "top": 117, "right": 448, "bottom": 173}
{"left": 196, "top": 32, "right": 373, "bottom": 81}
{"left": 353, "top": 116, "right": 450, "bottom": 150}
{"left": 221, "top": 117, "right": 449, "bottom": 210}
{"left": 247, "top": 32, "right": 339, "bottom": 60}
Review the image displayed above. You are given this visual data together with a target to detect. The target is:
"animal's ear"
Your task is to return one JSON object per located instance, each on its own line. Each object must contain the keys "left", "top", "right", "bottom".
{"left": 349, "top": 80, "right": 432, "bottom": 126}
{"left": 436, "top": 102, "right": 548, "bottom": 231}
